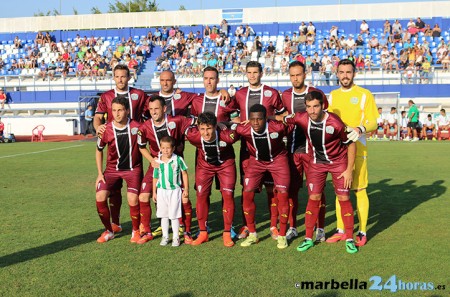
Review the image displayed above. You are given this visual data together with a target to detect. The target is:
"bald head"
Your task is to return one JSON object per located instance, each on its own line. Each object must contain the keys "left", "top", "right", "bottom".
{"left": 159, "top": 71, "right": 176, "bottom": 95}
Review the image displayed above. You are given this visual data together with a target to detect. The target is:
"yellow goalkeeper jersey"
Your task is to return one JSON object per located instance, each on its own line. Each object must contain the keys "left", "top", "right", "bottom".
{"left": 328, "top": 85, "right": 378, "bottom": 156}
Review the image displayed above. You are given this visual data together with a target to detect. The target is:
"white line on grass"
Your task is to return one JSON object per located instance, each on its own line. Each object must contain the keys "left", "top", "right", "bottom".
{"left": 0, "top": 144, "right": 85, "bottom": 159}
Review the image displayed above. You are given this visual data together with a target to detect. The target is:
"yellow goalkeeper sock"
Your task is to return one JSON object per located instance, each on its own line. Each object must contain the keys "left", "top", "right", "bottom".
{"left": 355, "top": 189, "right": 369, "bottom": 234}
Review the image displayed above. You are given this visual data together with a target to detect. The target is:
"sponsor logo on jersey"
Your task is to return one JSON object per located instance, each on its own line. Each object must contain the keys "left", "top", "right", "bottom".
{"left": 325, "top": 126, "right": 335, "bottom": 134}
{"left": 131, "top": 93, "right": 139, "bottom": 100}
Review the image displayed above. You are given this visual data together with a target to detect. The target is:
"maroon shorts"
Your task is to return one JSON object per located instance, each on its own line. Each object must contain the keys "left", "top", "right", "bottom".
{"left": 244, "top": 154, "right": 290, "bottom": 192}
{"left": 140, "top": 165, "right": 154, "bottom": 194}
{"left": 97, "top": 167, "right": 142, "bottom": 195}
{"left": 196, "top": 159, "right": 236, "bottom": 195}
{"left": 289, "top": 152, "right": 310, "bottom": 194}
{"left": 306, "top": 161, "right": 350, "bottom": 197}
{"left": 240, "top": 144, "right": 273, "bottom": 187}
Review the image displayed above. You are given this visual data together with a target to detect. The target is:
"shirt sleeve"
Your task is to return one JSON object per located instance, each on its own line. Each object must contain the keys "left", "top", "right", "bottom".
{"left": 95, "top": 95, "right": 107, "bottom": 114}
{"left": 178, "top": 156, "right": 188, "bottom": 171}
{"left": 153, "top": 167, "right": 160, "bottom": 179}
{"left": 362, "top": 91, "right": 379, "bottom": 133}
{"left": 96, "top": 133, "right": 107, "bottom": 151}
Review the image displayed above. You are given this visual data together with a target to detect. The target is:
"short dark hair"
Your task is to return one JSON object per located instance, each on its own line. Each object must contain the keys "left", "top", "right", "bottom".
{"left": 197, "top": 112, "right": 217, "bottom": 127}
{"left": 408, "top": 100, "right": 415, "bottom": 104}
{"left": 160, "top": 135, "right": 175, "bottom": 147}
{"left": 427, "top": 114, "right": 432, "bottom": 117}
{"left": 391, "top": 107, "right": 397, "bottom": 111}
{"left": 401, "top": 111, "right": 406, "bottom": 115}
{"left": 249, "top": 104, "right": 267, "bottom": 118}
{"left": 246, "top": 61, "right": 262, "bottom": 73}
{"left": 440, "top": 108, "right": 446, "bottom": 113}
{"left": 288, "top": 61, "right": 306, "bottom": 72}
{"left": 203, "top": 66, "right": 219, "bottom": 78}
{"left": 305, "top": 91, "right": 324, "bottom": 105}
{"left": 149, "top": 95, "right": 166, "bottom": 107}
{"left": 337, "top": 59, "right": 356, "bottom": 72}
{"left": 111, "top": 96, "right": 130, "bottom": 110}
{"left": 113, "top": 64, "right": 130, "bottom": 77}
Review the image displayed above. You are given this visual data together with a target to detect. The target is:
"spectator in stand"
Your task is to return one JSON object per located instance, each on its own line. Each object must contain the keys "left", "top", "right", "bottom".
{"left": 280, "top": 58, "right": 288, "bottom": 74}
{"left": 311, "top": 58, "right": 321, "bottom": 84}
{"left": 344, "top": 35, "right": 356, "bottom": 51}
{"left": 432, "top": 24, "right": 442, "bottom": 38}
{"left": 437, "top": 45, "right": 448, "bottom": 64}
{"left": 415, "top": 17, "right": 426, "bottom": 32}
{"left": 393, "top": 29, "right": 403, "bottom": 43}
{"left": 369, "top": 36, "right": 379, "bottom": 49}
{"left": 254, "top": 36, "right": 263, "bottom": 59}
{"left": 299, "top": 22, "right": 307, "bottom": 35}
{"left": 407, "top": 19, "right": 416, "bottom": 33}
{"left": 379, "top": 34, "right": 388, "bottom": 48}
{"left": 424, "top": 24, "right": 433, "bottom": 37}
{"left": 355, "top": 35, "right": 364, "bottom": 48}
{"left": 392, "top": 20, "right": 402, "bottom": 34}
{"left": 244, "top": 24, "right": 256, "bottom": 37}
{"left": 13, "top": 36, "right": 22, "bottom": 49}
{"left": 39, "top": 60, "right": 48, "bottom": 81}
{"left": 422, "top": 114, "right": 437, "bottom": 140}
{"left": 235, "top": 25, "right": 245, "bottom": 37}
{"left": 84, "top": 105, "right": 95, "bottom": 136}
{"left": 360, "top": 20, "right": 370, "bottom": 35}
{"left": 442, "top": 53, "right": 450, "bottom": 71}
{"left": 330, "top": 25, "right": 338, "bottom": 38}
{"left": 220, "top": 19, "right": 229, "bottom": 35}
{"left": 266, "top": 41, "right": 276, "bottom": 55}
{"left": 383, "top": 20, "right": 391, "bottom": 35}
{"left": 307, "top": 22, "right": 316, "bottom": 36}
{"left": 126, "top": 54, "right": 139, "bottom": 80}
{"left": 355, "top": 54, "right": 365, "bottom": 72}
{"left": 264, "top": 52, "right": 274, "bottom": 75}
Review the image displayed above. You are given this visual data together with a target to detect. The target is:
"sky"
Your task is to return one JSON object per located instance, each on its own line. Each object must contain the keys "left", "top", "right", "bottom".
{"left": 1, "top": 0, "right": 441, "bottom": 18}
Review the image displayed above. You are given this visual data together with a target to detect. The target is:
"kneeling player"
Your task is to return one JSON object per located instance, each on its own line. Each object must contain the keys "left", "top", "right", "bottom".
{"left": 186, "top": 112, "right": 240, "bottom": 247}
{"left": 95, "top": 97, "right": 142, "bottom": 243}
{"left": 232, "top": 104, "right": 290, "bottom": 249}
{"left": 284, "top": 91, "right": 358, "bottom": 254}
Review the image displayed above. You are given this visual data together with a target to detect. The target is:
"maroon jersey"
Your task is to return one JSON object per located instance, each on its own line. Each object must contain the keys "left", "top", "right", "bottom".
{"left": 190, "top": 93, "right": 238, "bottom": 123}
{"left": 282, "top": 86, "right": 328, "bottom": 154}
{"left": 285, "top": 112, "right": 350, "bottom": 164}
{"left": 232, "top": 120, "right": 288, "bottom": 162}
{"left": 148, "top": 91, "right": 197, "bottom": 116}
{"left": 137, "top": 115, "right": 194, "bottom": 157}
{"left": 96, "top": 87, "right": 148, "bottom": 122}
{"left": 97, "top": 119, "right": 142, "bottom": 171}
{"left": 232, "top": 85, "right": 286, "bottom": 121}
{"left": 186, "top": 126, "right": 239, "bottom": 166}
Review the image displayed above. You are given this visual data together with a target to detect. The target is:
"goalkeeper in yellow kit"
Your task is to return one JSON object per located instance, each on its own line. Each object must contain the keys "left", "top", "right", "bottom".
{"left": 326, "top": 59, "right": 379, "bottom": 247}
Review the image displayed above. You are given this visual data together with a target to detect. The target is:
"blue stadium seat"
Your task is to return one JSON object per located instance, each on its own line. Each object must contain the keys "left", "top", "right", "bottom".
{"left": 225, "top": 63, "right": 232, "bottom": 70}
{"left": 433, "top": 37, "right": 441, "bottom": 43}
{"left": 285, "top": 31, "right": 292, "bottom": 36}
{"left": 263, "top": 31, "right": 269, "bottom": 36}
{"left": 256, "top": 32, "right": 262, "bottom": 36}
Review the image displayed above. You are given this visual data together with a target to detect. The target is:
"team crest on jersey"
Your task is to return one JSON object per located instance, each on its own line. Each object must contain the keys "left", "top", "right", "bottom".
{"left": 131, "top": 127, "right": 139, "bottom": 135}
{"left": 269, "top": 132, "right": 279, "bottom": 139}
{"left": 264, "top": 90, "right": 272, "bottom": 97}
{"left": 219, "top": 141, "right": 227, "bottom": 147}
{"left": 131, "top": 93, "right": 139, "bottom": 101}
{"left": 350, "top": 97, "right": 358, "bottom": 104}
{"left": 173, "top": 94, "right": 181, "bottom": 100}
{"left": 219, "top": 100, "right": 226, "bottom": 107}
{"left": 230, "top": 123, "right": 237, "bottom": 130}
{"left": 168, "top": 122, "right": 176, "bottom": 129}
{"left": 325, "top": 126, "right": 335, "bottom": 134}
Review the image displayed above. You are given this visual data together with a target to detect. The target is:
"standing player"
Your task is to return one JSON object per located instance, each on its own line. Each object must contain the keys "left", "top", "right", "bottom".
{"left": 283, "top": 91, "right": 358, "bottom": 254}
{"left": 405, "top": 100, "right": 420, "bottom": 142}
{"left": 231, "top": 104, "right": 290, "bottom": 249}
{"left": 186, "top": 112, "right": 240, "bottom": 247}
{"left": 94, "top": 64, "right": 148, "bottom": 234}
{"left": 137, "top": 96, "right": 195, "bottom": 244}
{"left": 326, "top": 59, "right": 379, "bottom": 247}
{"left": 95, "top": 97, "right": 142, "bottom": 243}
{"left": 153, "top": 136, "right": 189, "bottom": 247}
{"left": 280, "top": 61, "right": 328, "bottom": 242}
{"left": 190, "top": 66, "right": 239, "bottom": 124}
{"left": 232, "top": 61, "right": 287, "bottom": 239}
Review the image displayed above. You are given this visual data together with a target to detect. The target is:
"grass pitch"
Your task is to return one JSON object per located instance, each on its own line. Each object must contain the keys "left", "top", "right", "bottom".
{"left": 0, "top": 140, "right": 449, "bottom": 297}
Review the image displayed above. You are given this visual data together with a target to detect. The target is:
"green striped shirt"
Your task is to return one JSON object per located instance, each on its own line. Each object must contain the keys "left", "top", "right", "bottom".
{"left": 153, "top": 154, "right": 188, "bottom": 190}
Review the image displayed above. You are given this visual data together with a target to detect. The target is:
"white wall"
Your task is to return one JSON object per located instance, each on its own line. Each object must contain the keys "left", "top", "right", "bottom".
{"left": 0, "top": 2, "right": 449, "bottom": 33}
{"left": 4, "top": 117, "right": 79, "bottom": 136}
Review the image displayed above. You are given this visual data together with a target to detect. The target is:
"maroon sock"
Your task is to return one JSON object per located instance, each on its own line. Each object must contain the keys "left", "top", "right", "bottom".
{"left": 339, "top": 199, "right": 355, "bottom": 240}
{"left": 316, "top": 193, "right": 326, "bottom": 229}
{"left": 267, "top": 191, "right": 278, "bottom": 228}
{"left": 221, "top": 191, "right": 235, "bottom": 232}
{"left": 96, "top": 201, "right": 112, "bottom": 232}
{"left": 240, "top": 190, "right": 247, "bottom": 226}
{"left": 182, "top": 201, "right": 193, "bottom": 233}
{"left": 109, "top": 189, "right": 122, "bottom": 225}
{"left": 139, "top": 201, "right": 152, "bottom": 233}
{"left": 288, "top": 196, "right": 299, "bottom": 228}
{"left": 305, "top": 199, "right": 321, "bottom": 239}
{"left": 196, "top": 193, "right": 209, "bottom": 231}
{"left": 276, "top": 192, "right": 289, "bottom": 236}
{"left": 242, "top": 191, "right": 256, "bottom": 232}
{"left": 129, "top": 204, "right": 140, "bottom": 231}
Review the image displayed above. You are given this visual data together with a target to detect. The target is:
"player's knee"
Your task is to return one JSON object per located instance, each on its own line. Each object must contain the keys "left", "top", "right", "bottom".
{"left": 96, "top": 191, "right": 109, "bottom": 202}
{"left": 127, "top": 193, "right": 139, "bottom": 206}
{"left": 139, "top": 193, "right": 150, "bottom": 203}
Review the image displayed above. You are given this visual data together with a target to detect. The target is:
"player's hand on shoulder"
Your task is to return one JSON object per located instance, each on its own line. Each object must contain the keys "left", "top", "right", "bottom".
{"left": 151, "top": 159, "right": 160, "bottom": 169}
{"left": 219, "top": 89, "right": 231, "bottom": 103}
